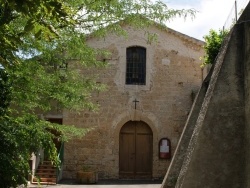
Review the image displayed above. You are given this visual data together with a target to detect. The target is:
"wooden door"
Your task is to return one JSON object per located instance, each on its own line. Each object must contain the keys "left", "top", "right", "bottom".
{"left": 119, "top": 121, "right": 153, "bottom": 179}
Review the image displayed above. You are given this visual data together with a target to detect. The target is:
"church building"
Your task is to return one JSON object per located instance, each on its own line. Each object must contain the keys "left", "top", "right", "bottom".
{"left": 60, "top": 23, "right": 205, "bottom": 180}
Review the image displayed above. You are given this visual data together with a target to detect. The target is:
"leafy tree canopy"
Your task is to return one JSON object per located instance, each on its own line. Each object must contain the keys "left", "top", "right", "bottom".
{"left": 0, "top": 0, "right": 195, "bottom": 187}
{"left": 202, "top": 29, "right": 229, "bottom": 67}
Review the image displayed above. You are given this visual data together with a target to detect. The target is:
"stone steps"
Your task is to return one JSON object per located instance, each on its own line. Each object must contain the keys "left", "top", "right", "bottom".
{"left": 32, "top": 161, "right": 57, "bottom": 185}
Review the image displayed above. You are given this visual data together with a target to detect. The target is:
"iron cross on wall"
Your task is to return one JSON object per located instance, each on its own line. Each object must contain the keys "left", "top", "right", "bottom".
{"left": 133, "top": 99, "right": 139, "bottom": 109}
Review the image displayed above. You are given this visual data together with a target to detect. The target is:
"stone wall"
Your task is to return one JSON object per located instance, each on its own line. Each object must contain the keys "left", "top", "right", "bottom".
{"left": 61, "top": 24, "right": 205, "bottom": 180}
{"left": 162, "top": 2, "right": 250, "bottom": 187}
{"left": 161, "top": 64, "right": 214, "bottom": 187}
{"left": 241, "top": 4, "right": 250, "bottom": 187}
{"left": 180, "top": 27, "right": 245, "bottom": 187}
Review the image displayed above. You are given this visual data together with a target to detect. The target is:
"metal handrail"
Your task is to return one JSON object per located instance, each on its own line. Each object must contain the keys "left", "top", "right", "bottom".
{"left": 56, "top": 142, "right": 64, "bottom": 183}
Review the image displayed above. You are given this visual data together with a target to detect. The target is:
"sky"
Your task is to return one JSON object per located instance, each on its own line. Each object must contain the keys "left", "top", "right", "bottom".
{"left": 164, "top": 0, "right": 243, "bottom": 41}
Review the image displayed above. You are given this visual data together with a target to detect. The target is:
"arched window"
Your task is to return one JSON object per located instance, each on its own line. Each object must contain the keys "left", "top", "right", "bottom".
{"left": 126, "top": 46, "right": 146, "bottom": 85}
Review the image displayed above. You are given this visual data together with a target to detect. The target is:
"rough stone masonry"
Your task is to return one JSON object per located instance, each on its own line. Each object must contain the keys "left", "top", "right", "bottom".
{"left": 54, "top": 23, "right": 206, "bottom": 180}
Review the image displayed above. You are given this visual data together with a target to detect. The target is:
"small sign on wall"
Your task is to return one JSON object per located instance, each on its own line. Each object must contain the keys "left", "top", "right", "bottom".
{"left": 159, "top": 138, "right": 171, "bottom": 159}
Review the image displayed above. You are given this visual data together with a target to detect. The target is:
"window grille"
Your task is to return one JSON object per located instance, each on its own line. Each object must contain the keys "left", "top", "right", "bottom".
{"left": 126, "top": 47, "right": 146, "bottom": 85}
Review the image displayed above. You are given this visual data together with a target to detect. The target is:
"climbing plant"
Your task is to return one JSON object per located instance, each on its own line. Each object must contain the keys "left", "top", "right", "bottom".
{"left": 201, "top": 29, "right": 229, "bottom": 67}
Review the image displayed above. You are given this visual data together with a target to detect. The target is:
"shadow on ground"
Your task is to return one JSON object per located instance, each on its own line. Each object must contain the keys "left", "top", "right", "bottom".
{"left": 59, "top": 179, "right": 163, "bottom": 185}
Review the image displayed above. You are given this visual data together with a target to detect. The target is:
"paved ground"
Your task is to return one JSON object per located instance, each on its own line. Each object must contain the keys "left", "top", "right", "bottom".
{"left": 29, "top": 179, "right": 162, "bottom": 188}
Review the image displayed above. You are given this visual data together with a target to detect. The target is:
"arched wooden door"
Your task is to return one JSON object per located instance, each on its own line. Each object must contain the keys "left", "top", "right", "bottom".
{"left": 119, "top": 121, "right": 153, "bottom": 179}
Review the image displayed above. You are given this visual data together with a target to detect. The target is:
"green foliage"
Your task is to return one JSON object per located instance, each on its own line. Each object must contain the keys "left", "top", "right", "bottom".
{"left": 0, "top": 115, "right": 51, "bottom": 188}
{"left": 0, "top": 69, "right": 11, "bottom": 115}
{"left": 0, "top": 114, "right": 89, "bottom": 188}
{"left": 0, "top": 0, "right": 196, "bottom": 187}
{"left": 202, "top": 29, "right": 229, "bottom": 67}
{"left": 1, "top": 0, "right": 196, "bottom": 67}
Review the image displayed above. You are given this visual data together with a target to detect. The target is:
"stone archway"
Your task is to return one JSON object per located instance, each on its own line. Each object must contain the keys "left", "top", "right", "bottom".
{"left": 111, "top": 110, "right": 159, "bottom": 179}
{"left": 119, "top": 121, "right": 153, "bottom": 179}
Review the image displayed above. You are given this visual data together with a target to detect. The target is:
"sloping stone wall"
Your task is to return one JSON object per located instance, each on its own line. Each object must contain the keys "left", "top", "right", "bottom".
{"left": 161, "top": 64, "right": 214, "bottom": 187}
{"left": 176, "top": 27, "right": 245, "bottom": 187}
{"left": 242, "top": 8, "right": 250, "bottom": 188}
{"left": 162, "top": 2, "right": 250, "bottom": 187}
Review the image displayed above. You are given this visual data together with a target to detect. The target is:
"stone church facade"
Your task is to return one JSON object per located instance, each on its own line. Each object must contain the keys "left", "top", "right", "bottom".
{"left": 60, "top": 24, "right": 205, "bottom": 180}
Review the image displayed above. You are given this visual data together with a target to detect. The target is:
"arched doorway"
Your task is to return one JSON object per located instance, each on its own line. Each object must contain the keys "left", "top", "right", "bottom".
{"left": 119, "top": 121, "right": 153, "bottom": 179}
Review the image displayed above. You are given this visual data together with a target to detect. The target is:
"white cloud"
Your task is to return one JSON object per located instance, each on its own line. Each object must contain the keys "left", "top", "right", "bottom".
{"left": 165, "top": 0, "right": 237, "bottom": 40}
